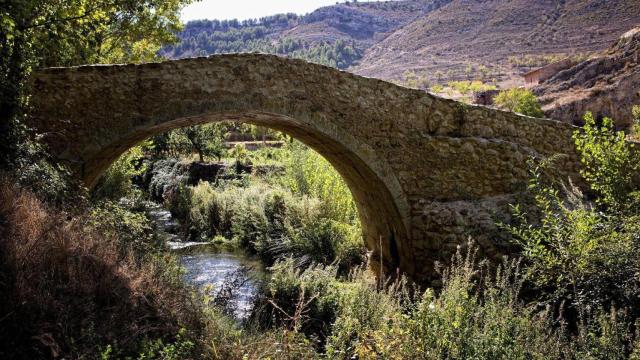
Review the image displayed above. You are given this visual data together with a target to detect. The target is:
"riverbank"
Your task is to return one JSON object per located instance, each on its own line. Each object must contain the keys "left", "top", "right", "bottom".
{"left": 144, "top": 200, "right": 265, "bottom": 321}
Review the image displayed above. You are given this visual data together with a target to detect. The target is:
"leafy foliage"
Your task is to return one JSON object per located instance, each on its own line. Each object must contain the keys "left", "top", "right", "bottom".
{"left": 632, "top": 105, "right": 640, "bottom": 136}
{"left": 503, "top": 112, "right": 640, "bottom": 349}
{"left": 154, "top": 123, "right": 228, "bottom": 162}
{"left": 92, "top": 145, "right": 147, "bottom": 201}
{"left": 1, "top": 0, "right": 189, "bottom": 68}
{"left": 0, "top": 183, "right": 205, "bottom": 359}
{"left": 282, "top": 141, "right": 359, "bottom": 226}
{"left": 251, "top": 246, "right": 636, "bottom": 359}
{"left": 574, "top": 112, "right": 640, "bottom": 210}
{"left": 447, "top": 80, "right": 497, "bottom": 95}
{"left": 0, "top": 0, "right": 192, "bottom": 190}
{"left": 164, "top": 179, "right": 364, "bottom": 272}
{"left": 494, "top": 88, "right": 544, "bottom": 117}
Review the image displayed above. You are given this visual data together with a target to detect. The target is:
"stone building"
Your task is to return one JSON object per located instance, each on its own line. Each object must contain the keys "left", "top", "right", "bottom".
{"left": 523, "top": 58, "right": 577, "bottom": 87}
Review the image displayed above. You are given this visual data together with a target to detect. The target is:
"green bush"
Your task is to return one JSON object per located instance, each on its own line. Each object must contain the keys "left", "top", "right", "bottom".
{"left": 502, "top": 111, "right": 640, "bottom": 356}
{"left": 282, "top": 141, "right": 359, "bottom": 226}
{"left": 249, "top": 246, "right": 635, "bottom": 359}
{"left": 574, "top": 112, "right": 640, "bottom": 210}
{"left": 447, "top": 80, "right": 496, "bottom": 95}
{"left": 325, "top": 250, "right": 565, "bottom": 359}
{"left": 165, "top": 182, "right": 192, "bottom": 226}
{"left": 188, "top": 181, "right": 223, "bottom": 241}
{"left": 0, "top": 184, "right": 206, "bottom": 359}
{"left": 230, "top": 188, "right": 268, "bottom": 251}
{"left": 87, "top": 200, "right": 160, "bottom": 257}
{"left": 494, "top": 88, "right": 544, "bottom": 117}
{"left": 252, "top": 259, "right": 340, "bottom": 340}
{"left": 146, "top": 158, "right": 187, "bottom": 201}
{"left": 92, "top": 145, "right": 147, "bottom": 201}
{"left": 165, "top": 177, "right": 365, "bottom": 270}
{"left": 10, "top": 137, "right": 81, "bottom": 206}
{"left": 632, "top": 105, "right": 640, "bottom": 137}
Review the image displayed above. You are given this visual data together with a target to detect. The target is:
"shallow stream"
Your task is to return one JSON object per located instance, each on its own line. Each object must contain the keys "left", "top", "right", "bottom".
{"left": 144, "top": 201, "right": 264, "bottom": 320}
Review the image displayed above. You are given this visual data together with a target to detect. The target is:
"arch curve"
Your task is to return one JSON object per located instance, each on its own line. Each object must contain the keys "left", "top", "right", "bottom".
{"left": 89, "top": 110, "right": 411, "bottom": 273}
{"left": 29, "top": 54, "right": 582, "bottom": 283}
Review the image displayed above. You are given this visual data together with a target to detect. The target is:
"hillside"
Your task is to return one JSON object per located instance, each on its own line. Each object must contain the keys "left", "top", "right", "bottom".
{"left": 353, "top": 0, "right": 640, "bottom": 85}
{"left": 535, "top": 26, "right": 640, "bottom": 128}
{"left": 165, "top": 0, "right": 640, "bottom": 85}
{"left": 162, "top": 0, "right": 450, "bottom": 69}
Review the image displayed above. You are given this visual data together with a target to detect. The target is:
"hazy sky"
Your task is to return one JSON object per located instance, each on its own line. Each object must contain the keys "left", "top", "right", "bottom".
{"left": 181, "top": 0, "right": 352, "bottom": 22}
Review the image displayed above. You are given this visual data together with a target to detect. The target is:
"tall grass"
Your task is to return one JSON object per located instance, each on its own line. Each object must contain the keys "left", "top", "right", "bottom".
{"left": 0, "top": 182, "right": 206, "bottom": 358}
{"left": 169, "top": 180, "right": 364, "bottom": 272}
{"left": 281, "top": 141, "right": 359, "bottom": 227}
{"left": 3, "top": 179, "right": 636, "bottom": 358}
{"left": 251, "top": 245, "right": 637, "bottom": 359}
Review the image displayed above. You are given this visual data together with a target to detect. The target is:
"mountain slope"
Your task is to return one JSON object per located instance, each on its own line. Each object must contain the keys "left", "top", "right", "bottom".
{"left": 352, "top": 0, "right": 640, "bottom": 85}
{"left": 163, "top": 1, "right": 450, "bottom": 69}
{"left": 165, "top": 0, "right": 640, "bottom": 85}
{"left": 535, "top": 26, "right": 640, "bottom": 128}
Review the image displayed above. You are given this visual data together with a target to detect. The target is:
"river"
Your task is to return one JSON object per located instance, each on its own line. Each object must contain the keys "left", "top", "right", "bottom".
{"left": 144, "top": 201, "right": 264, "bottom": 320}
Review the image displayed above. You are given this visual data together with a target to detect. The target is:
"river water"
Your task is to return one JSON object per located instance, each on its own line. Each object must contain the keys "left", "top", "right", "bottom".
{"left": 144, "top": 201, "right": 263, "bottom": 320}
{"left": 181, "top": 249, "right": 262, "bottom": 319}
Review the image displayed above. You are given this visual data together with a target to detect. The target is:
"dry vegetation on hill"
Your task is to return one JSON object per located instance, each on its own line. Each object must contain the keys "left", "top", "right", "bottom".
{"left": 168, "top": 0, "right": 640, "bottom": 88}
{"left": 162, "top": 0, "right": 448, "bottom": 68}
{"left": 352, "top": 0, "right": 640, "bottom": 86}
{"left": 535, "top": 26, "right": 640, "bottom": 128}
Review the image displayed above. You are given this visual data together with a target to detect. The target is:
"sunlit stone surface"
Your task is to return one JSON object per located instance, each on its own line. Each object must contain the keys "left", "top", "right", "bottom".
{"left": 29, "top": 54, "right": 582, "bottom": 283}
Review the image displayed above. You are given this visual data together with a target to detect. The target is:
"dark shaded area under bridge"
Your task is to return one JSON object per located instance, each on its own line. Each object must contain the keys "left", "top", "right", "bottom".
{"left": 29, "top": 54, "right": 582, "bottom": 283}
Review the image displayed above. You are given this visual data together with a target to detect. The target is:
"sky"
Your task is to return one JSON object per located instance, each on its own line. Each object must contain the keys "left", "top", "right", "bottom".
{"left": 181, "top": 0, "right": 352, "bottom": 22}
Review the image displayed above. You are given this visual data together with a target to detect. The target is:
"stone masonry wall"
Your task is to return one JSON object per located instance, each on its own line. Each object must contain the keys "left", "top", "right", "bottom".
{"left": 29, "top": 54, "right": 582, "bottom": 283}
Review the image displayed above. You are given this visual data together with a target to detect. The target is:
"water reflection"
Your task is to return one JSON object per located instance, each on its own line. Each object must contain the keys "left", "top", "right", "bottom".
{"left": 143, "top": 200, "right": 263, "bottom": 321}
{"left": 180, "top": 250, "right": 262, "bottom": 320}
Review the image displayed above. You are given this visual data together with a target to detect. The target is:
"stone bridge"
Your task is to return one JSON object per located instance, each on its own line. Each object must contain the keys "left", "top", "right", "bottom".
{"left": 29, "top": 54, "right": 582, "bottom": 283}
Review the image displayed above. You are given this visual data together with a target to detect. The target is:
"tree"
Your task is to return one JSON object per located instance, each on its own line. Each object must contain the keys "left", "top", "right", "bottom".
{"left": 573, "top": 112, "right": 640, "bottom": 210}
{"left": 249, "top": 125, "right": 281, "bottom": 145}
{"left": 166, "top": 123, "right": 228, "bottom": 162}
{"left": 1, "top": 0, "right": 193, "bottom": 167}
{"left": 494, "top": 88, "right": 544, "bottom": 118}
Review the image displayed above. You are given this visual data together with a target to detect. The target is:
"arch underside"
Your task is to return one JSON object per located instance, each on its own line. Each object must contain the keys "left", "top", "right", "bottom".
{"left": 85, "top": 110, "right": 412, "bottom": 275}
{"left": 29, "top": 54, "right": 584, "bottom": 283}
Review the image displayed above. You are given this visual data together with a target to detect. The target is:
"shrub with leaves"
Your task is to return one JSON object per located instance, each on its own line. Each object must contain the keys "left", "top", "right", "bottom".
{"left": 504, "top": 111, "right": 640, "bottom": 345}
{"left": 87, "top": 200, "right": 161, "bottom": 257}
{"left": 573, "top": 112, "right": 640, "bottom": 210}
{"left": 0, "top": 183, "right": 206, "bottom": 359}
{"left": 632, "top": 105, "right": 640, "bottom": 137}
{"left": 251, "top": 246, "right": 635, "bottom": 359}
{"left": 171, "top": 180, "right": 365, "bottom": 270}
{"left": 494, "top": 88, "right": 544, "bottom": 117}
{"left": 282, "top": 141, "right": 359, "bottom": 226}
{"left": 92, "top": 145, "right": 147, "bottom": 201}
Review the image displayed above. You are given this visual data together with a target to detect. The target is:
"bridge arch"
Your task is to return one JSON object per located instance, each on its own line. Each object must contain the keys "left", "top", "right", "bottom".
{"left": 29, "top": 54, "right": 582, "bottom": 282}
{"left": 87, "top": 110, "right": 410, "bottom": 274}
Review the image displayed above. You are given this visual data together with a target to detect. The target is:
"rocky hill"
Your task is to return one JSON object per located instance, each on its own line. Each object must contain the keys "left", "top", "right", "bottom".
{"left": 535, "top": 27, "right": 640, "bottom": 128}
{"left": 352, "top": 0, "right": 640, "bottom": 85}
{"left": 163, "top": 1, "right": 450, "bottom": 69}
{"left": 166, "top": 0, "right": 640, "bottom": 85}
